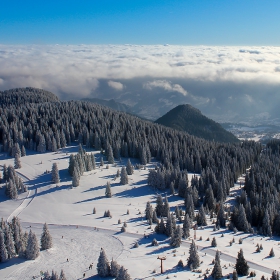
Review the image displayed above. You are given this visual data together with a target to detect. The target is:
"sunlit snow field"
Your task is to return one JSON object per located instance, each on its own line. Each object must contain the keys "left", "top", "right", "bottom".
{"left": 0, "top": 146, "right": 279, "bottom": 279}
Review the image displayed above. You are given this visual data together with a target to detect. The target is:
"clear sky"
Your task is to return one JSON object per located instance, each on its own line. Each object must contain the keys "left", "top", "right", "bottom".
{"left": 1, "top": 0, "right": 280, "bottom": 45}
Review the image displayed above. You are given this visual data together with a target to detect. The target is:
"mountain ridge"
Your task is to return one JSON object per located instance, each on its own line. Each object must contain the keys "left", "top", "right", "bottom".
{"left": 155, "top": 104, "right": 239, "bottom": 143}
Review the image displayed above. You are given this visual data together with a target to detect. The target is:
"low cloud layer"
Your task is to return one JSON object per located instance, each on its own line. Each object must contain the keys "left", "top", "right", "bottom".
{"left": 0, "top": 44, "right": 280, "bottom": 121}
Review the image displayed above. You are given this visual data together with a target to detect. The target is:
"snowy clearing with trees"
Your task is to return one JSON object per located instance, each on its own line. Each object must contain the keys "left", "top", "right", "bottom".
{"left": 1, "top": 145, "right": 280, "bottom": 280}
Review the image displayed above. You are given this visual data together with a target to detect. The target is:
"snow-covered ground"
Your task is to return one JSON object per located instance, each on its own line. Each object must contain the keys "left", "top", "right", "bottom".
{"left": 0, "top": 146, "right": 279, "bottom": 279}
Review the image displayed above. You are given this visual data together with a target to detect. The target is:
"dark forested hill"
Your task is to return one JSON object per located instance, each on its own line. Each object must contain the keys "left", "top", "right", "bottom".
{"left": 155, "top": 104, "right": 239, "bottom": 143}
{"left": 82, "top": 97, "right": 133, "bottom": 114}
{"left": 0, "top": 87, "right": 59, "bottom": 105}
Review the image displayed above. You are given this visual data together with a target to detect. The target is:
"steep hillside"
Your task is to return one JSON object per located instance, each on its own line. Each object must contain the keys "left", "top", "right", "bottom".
{"left": 0, "top": 87, "right": 59, "bottom": 105}
{"left": 155, "top": 104, "right": 239, "bottom": 143}
{"left": 82, "top": 97, "right": 133, "bottom": 114}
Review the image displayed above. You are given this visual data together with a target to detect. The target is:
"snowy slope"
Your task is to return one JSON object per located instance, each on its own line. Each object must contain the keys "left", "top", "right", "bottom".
{"left": 0, "top": 146, "right": 279, "bottom": 280}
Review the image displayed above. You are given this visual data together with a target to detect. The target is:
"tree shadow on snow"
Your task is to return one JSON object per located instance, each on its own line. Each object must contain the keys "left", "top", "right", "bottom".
{"left": 115, "top": 184, "right": 152, "bottom": 198}
{"left": 146, "top": 244, "right": 171, "bottom": 255}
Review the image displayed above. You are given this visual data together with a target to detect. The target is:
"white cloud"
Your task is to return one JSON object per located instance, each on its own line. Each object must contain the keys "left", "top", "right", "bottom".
{"left": 143, "top": 80, "right": 188, "bottom": 96}
{"left": 108, "top": 80, "right": 124, "bottom": 91}
{"left": 0, "top": 44, "right": 280, "bottom": 99}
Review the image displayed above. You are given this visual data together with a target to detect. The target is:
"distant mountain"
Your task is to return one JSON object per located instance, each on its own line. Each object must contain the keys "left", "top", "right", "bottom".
{"left": 82, "top": 98, "right": 133, "bottom": 114}
{"left": 155, "top": 104, "right": 239, "bottom": 143}
{"left": 0, "top": 87, "right": 59, "bottom": 105}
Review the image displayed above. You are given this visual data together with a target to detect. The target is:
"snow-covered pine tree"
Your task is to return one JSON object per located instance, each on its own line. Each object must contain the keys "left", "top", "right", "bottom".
{"left": 185, "top": 193, "right": 194, "bottom": 220}
{"left": 51, "top": 163, "right": 60, "bottom": 184}
{"left": 51, "top": 270, "right": 59, "bottom": 280}
{"left": 0, "top": 230, "right": 8, "bottom": 262}
{"left": 21, "top": 145, "right": 26, "bottom": 157}
{"left": 116, "top": 266, "right": 131, "bottom": 280}
{"left": 262, "top": 209, "right": 272, "bottom": 237}
{"left": 97, "top": 248, "right": 110, "bottom": 277}
{"left": 170, "top": 225, "right": 182, "bottom": 247}
{"left": 72, "top": 167, "right": 80, "bottom": 188}
{"left": 110, "top": 259, "right": 120, "bottom": 278}
{"left": 145, "top": 201, "right": 153, "bottom": 221}
{"left": 155, "top": 194, "right": 164, "bottom": 217}
{"left": 126, "top": 159, "right": 134, "bottom": 175}
{"left": 211, "top": 237, "right": 217, "bottom": 247}
{"left": 91, "top": 153, "right": 96, "bottom": 170}
{"left": 150, "top": 211, "right": 157, "bottom": 225}
{"left": 107, "top": 144, "right": 114, "bottom": 164}
{"left": 5, "top": 227, "right": 16, "bottom": 259}
{"left": 6, "top": 179, "right": 18, "bottom": 199}
{"left": 212, "top": 250, "right": 223, "bottom": 279}
{"left": 60, "top": 269, "right": 67, "bottom": 280}
{"left": 120, "top": 167, "right": 128, "bottom": 185}
{"left": 41, "top": 223, "right": 52, "bottom": 250}
{"left": 165, "top": 214, "right": 173, "bottom": 237}
{"left": 14, "top": 153, "right": 21, "bottom": 169}
{"left": 163, "top": 196, "right": 170, "bottom": 217}
{"left": 235, "top": 249, "right": 249, "bottom": 276}
{"left": 105, "top": 181, "right": 112, "bottom": 198}
{"left": 182, "top": 213, "right": 191, "bottom": 239}
{"left": 216, "top": 204, "right": 226, "bottom": 227}
{"left": 26, "top": 230, "right": 40, "bottom": 260}
{"left": 237, "top": 204, "right": 249, "bottom": 233}
{"left": 232, "top": 270, "right": 238, "bottom": 280}
{"left": 187, "top": 239, "right": 200, "bottom": 269}
{"left": 271, "top": 270, "right": 280, "bottom": 280}
{"left": 197, "top": 205, "right": 207, "bottom": 226}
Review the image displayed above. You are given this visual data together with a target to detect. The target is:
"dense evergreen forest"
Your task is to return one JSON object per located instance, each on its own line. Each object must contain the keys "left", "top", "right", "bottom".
{"left": 1, "top": 88, "right": 280, "bottom": 236}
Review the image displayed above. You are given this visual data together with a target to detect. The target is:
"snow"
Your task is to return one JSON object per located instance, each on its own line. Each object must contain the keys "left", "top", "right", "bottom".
{"left": 0, "top": 146, "right": 279, "bottom": 279}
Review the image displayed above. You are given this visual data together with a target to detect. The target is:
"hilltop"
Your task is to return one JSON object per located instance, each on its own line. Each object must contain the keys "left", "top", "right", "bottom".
{"left": 155, "top": 104, "right": 239, "bottom": 143}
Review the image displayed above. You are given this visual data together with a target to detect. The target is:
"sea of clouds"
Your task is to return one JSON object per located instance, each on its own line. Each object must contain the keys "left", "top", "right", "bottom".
{"left": 0, "top": 44, "right": 279, "bottom": 121}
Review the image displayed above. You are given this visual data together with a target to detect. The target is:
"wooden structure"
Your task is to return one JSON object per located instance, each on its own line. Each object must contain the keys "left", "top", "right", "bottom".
{"left": 157, "top": 256, "right": 166, "bottom": 274}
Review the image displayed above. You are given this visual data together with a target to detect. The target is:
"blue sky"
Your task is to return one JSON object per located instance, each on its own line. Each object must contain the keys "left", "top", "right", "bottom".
{"left": 1, "top": 0, "right": 280, "bottom": 45}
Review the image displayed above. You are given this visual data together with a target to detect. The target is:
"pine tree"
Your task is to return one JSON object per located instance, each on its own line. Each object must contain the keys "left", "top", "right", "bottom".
{"left": 126, "top": 159, "right": 134, "bottom": 175}
{"left": 5, "top": 227, "right": 16, "bottom": 259}
{"left": 26, "top": 230, "right": 40, "bottom": 260}
{"left": 187, "top": 239, "right": 200, "bottom": 269}
{"left": 0, "top": 230, "right": 8, "bottom": 262}
{"left": 152, "top": 210, "right": 158, "bottom": 224}
{"left": 269, "top": 248, "right": 275, "bottom": 257}
{"left": 110, "top": 259, "right": 120, "bottom": 277}
{"left": 271, "top": 270, "right": 280, "bottom": 280}
{"left": 51, "top": 163, "right": 60, "bottom": 184}
{"left": 21, "top": 145, "right": 26, "bottom": 157}
{"left": 212, "top": 250, "right": 223, "bottom": 279}
{"left": 14, "top": 153, "right": 21, "bottom": 169}
{"left": 182, "top": 214, "right": 191, "bottom": 239}
{"left": 155, "top": 194, "right": 164, "bottom": 217}
{"left": 72, "top": 167, "right": 79, "bottom": 188}
{"left": 232, "top": 270, "right": 238, "bottom": 280}
{"left": 105, "top": 181, "right": 112, "bottom": 198}
{"left": 116, "top": 266, "right": 131, "bottom": 280}
{"left": 211, "top": 237, "right": 217, "bottom": 247}
{"left": 163, "top": 196, "right": 170, "bottom": 217}
{"left": 237, "top": 204, "right": 249, "bottom": 233}
{"left": 197, "top": 205, "right": 207, "bottom": 226}
{"left": 120, "top": 167, "right": 128, "bottom": 185}
{"left": 51, "top": 270, "right": 59, "bottom": 280}
{"left": 60, "top": 269, "right": 67, "bottom": 280}
{"left": 216, "top": 204, "right": 226, "bottom": 227}
{"left": 145, "top": 201, "right": 153, "bottom": 221}
{"left": 235, "top": 249, "right": 249, "bottom": 276}
{"left": 262, "top": 209, "right": 272, "bottom": 237}
{"left": 97, "top": 248, "right": 110, "bottom": 277}
{"left": 170, "top": 225, "right": 182, "bottom": 247}
{"left": 107, "top": 144, "right": 114, "bottom": 164}
{"left": 165, "top": 214, "right": 173, "bottom": 237}
{"left": 41, "top": 223, "right": 52, "bottom": 250}
{"left": 91, "top": 153, "right": 96, "bottom": 169}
